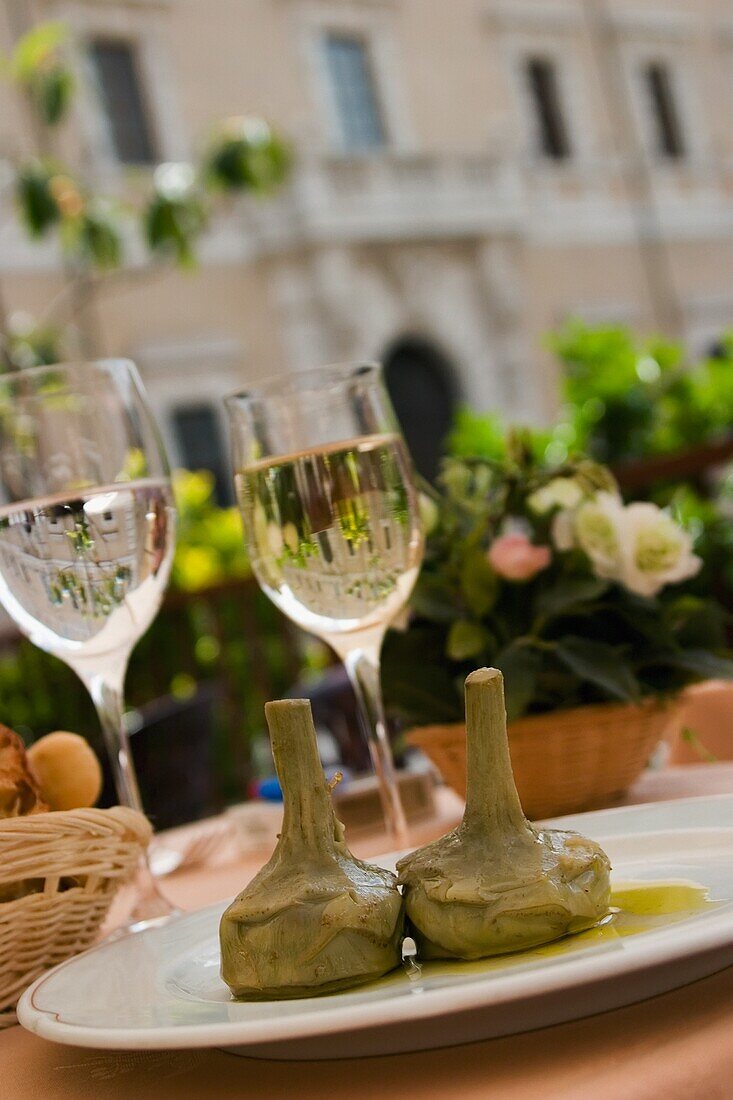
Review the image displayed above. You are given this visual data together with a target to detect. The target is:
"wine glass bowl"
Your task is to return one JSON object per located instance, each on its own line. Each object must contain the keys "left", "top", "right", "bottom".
{"left": 227, "top": 362, "right": 424, "bottom": 845}
{"left": 236, "top": 433, "right": 420, "bottom": 652}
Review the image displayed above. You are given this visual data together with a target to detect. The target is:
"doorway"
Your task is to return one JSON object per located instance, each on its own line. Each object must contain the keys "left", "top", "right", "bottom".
{"left": 382, "top": 336, "right": 459, "bottom": 481}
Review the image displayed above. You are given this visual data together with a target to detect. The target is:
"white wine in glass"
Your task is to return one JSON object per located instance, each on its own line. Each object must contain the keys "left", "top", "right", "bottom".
{"left": 0, "top": 361, "right": 177, "bottom": 928}
{"left": 227, "top": 364, "right": 424, "bottom": 847}
{"left": 236, "top": 434, "right": 419, "bottom": 645}
{"left": 0, "top": 481, "right": 174, "bottom": 700}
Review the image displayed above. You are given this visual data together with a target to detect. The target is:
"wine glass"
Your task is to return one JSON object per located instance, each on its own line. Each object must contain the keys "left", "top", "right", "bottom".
{"left": 0, "top": 360, "right": 177, "bottom": 928}
{"left": 226, "top": 362, "right": 424, "bottom": 848}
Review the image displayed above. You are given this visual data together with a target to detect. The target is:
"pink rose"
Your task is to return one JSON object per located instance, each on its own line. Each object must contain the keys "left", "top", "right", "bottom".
{"left": 487, "top": 533, "right": 552, "bottom": 582}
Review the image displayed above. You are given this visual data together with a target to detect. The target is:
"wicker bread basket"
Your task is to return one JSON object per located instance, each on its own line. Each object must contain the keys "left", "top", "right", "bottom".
{"left": 0, "top": 806, "right": 151, "bottom": 1026}
{"left": 408, "top": 697, "right": 675, "bottom": 821}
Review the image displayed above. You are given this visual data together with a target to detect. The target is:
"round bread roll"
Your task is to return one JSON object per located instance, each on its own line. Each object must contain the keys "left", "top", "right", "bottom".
{"left": 27, "top": 731, "right": 102, "bottom": 811}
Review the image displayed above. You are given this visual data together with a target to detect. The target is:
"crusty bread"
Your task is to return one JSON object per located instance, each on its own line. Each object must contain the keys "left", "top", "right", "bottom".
{"left": 0, "top": 725, "right": 49, "bottom": 818}
{"left": 28, "top": 732, "right": 102, "bottom": 811}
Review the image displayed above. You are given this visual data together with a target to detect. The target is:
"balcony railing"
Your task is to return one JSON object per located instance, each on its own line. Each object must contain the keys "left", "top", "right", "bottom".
{"left": 242, "top": 151, "right": 523, "bottom": 248}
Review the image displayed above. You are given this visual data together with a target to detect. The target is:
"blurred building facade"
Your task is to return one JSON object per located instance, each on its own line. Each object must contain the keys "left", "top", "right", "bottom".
{"left": 2, "top": 0, "right": 733, "bottom": 480}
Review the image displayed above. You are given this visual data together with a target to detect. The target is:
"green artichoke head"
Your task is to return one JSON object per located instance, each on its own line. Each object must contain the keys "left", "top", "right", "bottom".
{"left": 220, "top": 698, "right": 404, "bottom": 998}
{"left": 397, "top": 668, "right": 611, "bottom": 960}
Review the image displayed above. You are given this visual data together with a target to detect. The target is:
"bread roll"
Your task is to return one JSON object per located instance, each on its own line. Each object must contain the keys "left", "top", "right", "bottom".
{"left": 0, "top": 724, "right": 48, "bottom": 818}
{"left": 28, "top": 732, "right": 102, "bottom": 811}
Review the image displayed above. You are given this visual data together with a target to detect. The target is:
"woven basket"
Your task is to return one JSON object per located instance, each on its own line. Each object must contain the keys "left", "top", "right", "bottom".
{"left": 409, "top": 697, "right": 675, "bottom": 821}
{"left": 0, "top": 806, "right": 151, "bottom": 1027}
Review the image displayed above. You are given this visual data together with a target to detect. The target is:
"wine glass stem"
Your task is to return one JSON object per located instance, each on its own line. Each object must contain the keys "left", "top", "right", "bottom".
{"left": 86, "top": 671, "right": 175, "bottom": 924}
{"left": 88, "top": 673, "right": 144, "bottom": 814}
{"left": 343, "top": 645, "right": 409, "bottom": 849}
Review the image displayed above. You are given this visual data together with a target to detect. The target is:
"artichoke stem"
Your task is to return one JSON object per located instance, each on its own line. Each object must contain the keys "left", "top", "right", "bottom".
{"left": 265, "top": 699, "right": 339, "bottom": 856}
{"left": 460, "top": 668, "right": 530, "bottom": 838}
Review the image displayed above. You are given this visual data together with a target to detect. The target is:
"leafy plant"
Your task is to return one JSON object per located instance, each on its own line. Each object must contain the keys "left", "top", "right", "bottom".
{"left": 1, "top": 20, "right": 292, "bottom": 366}
{"left": 204, "top": 117, "right": 292, "bottom": 195}
{"left": 171, "top": 469, "right": 249, "bottom": 592}
{"left": 382, "top": 444, "right": 733, "bottom": 727}
{"left": 6, "top": 22, "right": 74, "bottom": 126}
{"left": 448, "top": 408, "right": 553, "bottom": 465}
{"left": 549, "top": 321, "right": 733, "bottom": 465}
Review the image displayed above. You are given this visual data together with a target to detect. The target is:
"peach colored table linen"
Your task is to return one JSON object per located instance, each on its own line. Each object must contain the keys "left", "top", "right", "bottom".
{"left": 3, "top": 764, "right": 733, "bottom": 1100}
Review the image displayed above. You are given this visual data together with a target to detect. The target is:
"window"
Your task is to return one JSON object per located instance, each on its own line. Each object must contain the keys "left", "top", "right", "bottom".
{"left": 171, "top": 404, "right": 232, "bottom": 505}
{"left": 323, "top": 33, "right": 386, "bottom": 152}
{"left": 706, "top": 337, "right": 730, "bottom": 361}
{"left": 643, "top": 62, "right": 685, "bottom": 160}
{"left": 383, "top": 337, "right": 459, "bottom": 483}
{"left": 89, "top": 39, "right": 157, "bottom": 165}
{"left": 524, "top": 56, "right": 571, "bottom": 161}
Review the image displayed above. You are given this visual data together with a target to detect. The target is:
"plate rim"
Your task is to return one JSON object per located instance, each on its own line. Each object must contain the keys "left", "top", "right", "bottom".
{"left": 17, "top": 823, "right": 733, "bottom": 1051}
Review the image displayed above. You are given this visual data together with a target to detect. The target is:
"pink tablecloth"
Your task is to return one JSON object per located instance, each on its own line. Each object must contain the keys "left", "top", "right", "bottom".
{"left": 3, "top": 764, "right": 733, "bottom": 1100}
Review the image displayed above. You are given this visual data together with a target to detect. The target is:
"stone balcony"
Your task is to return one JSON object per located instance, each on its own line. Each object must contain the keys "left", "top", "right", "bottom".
{"left": 241, "top": 151, "right": 524, "bottom": 250}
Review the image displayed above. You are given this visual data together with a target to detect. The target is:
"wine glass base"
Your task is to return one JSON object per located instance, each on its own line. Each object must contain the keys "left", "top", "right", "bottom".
{"left": 108, "top": 910, "right": 181, "bottom": 939}
{"left": 107, "top": 856, "right": 181, "bottom": 938}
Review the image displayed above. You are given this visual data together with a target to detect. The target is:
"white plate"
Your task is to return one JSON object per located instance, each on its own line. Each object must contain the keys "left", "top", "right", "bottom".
{"left": 18, "top": 796, "right": 733, "bottom": 1059}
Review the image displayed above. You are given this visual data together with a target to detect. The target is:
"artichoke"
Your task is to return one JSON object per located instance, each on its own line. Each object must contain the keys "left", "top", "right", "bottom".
{"left": 398, "top": 668, "right": 611, "bottom": 959}
{"left": 220, "top": 699, "right": 404, "bottom": 998}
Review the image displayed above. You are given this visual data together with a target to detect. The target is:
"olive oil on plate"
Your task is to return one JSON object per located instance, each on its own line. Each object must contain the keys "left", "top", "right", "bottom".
{"left": 371, "top": 879, "right": 728, "bottom": 994}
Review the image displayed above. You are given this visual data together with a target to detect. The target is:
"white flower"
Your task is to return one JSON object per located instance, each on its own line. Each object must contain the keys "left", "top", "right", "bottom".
{"left": 619, "top": 503, "right": 702, "bottom": 597}
{"left": 573, "top": 493, "right": 701, "bottom": 598}
{"left": 528, "top": 476, "right": 585, "bottom": 515}
{"left": 574, "top": 492, "right": 624, "bottom": 575}
{"left": 551, "top": 509, "right": 577, "bottom": 552}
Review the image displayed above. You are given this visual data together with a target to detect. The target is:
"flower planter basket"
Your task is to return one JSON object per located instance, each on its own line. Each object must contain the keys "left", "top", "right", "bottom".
{"left": 408, "top": 697, "right": 674, "bottom": 821}
{"left": 0, "top": 806, "right": 151, "bottom": 1027}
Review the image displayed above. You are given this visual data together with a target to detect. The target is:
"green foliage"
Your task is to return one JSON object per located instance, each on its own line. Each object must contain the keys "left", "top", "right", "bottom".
{"left": 15, "top": 161, "right": 61, "bottom": 236}
{"left": 550, "top": 320, "right": 733, "bottom": 464}
{"left": 171, "top": 469, "right": 249, "bottom": 592}
{"left": 382, "top": 444, "right": 733, "bottom": 727}
{"left": 16, "top": 162, "right": 125, "bottom": 269}
{"left": 448, "top": 407, "right": 554, "bottom": 465}
{"left": 3, "top": 21, "right": 292, "bottom": 289}
{"left": 28, "top": 64, "right": 74, "bottom": 126}
{"left": 652, "top": 354, "right": 733, "bottom": 455}
{"left": 204, "top": 118, "right": 292, "bottom": 194}
{"left": 144, "top": 189, "right": 206, "bottom": 268}
{"left": 7, "top": 22, "right": 74, "bottom": 125}
{"left": 8, "top": 22, "right": 67, "bottom": 76}
{"left": 60, "top": 200, "right": 124, "bottom": 269}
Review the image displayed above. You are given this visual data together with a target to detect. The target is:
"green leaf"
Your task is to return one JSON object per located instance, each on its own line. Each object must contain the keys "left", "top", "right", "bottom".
{"left": 410, "top": 574, "right": 460, "bottom": 623}
{"left": 31, "top": 66, "right": 74, "bottom": 126}
{"left": 10, "top": 22, "right": 68, "bottom": 80}
{"left": 382, "top": 627, "right": 464, "bottom": 726}
{"left": 446, "top": 620, "right": 491, "bottom": 662}
{"left": 15, "top": 162, "right": 60, "bottom": 236}
{"left": 61, "top": 204, "right": 123, "bottom": 269}
{"left": 205, "top": 119, "right": 292, "bottom": 194}
{"left": 535, "top": 576, "right": 609, "bottom": 619}
{"left": 494, "top": 643, "right": 541, "bottom": 720}
{"left": 555, "top": 635, "right": 640, "bottom": 701}
{"left": 664, "top": 649, "right": 733, "bottom": 681}
{"left": 459, "top": 549, "right": 498, "bottom": 616}
{"left": 665, "top": 596, "right": 727, "bottom": 651}
{"left": 144, "top": 191, "right": 206, "bottom": 267}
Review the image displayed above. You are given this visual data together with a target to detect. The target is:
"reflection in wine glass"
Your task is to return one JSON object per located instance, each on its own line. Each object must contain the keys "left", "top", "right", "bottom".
{"left": 0, "top": 361, "right": 176, "bottom": 928}
{"left": 226, "top": 363, "right": 424, "bottom": 847}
